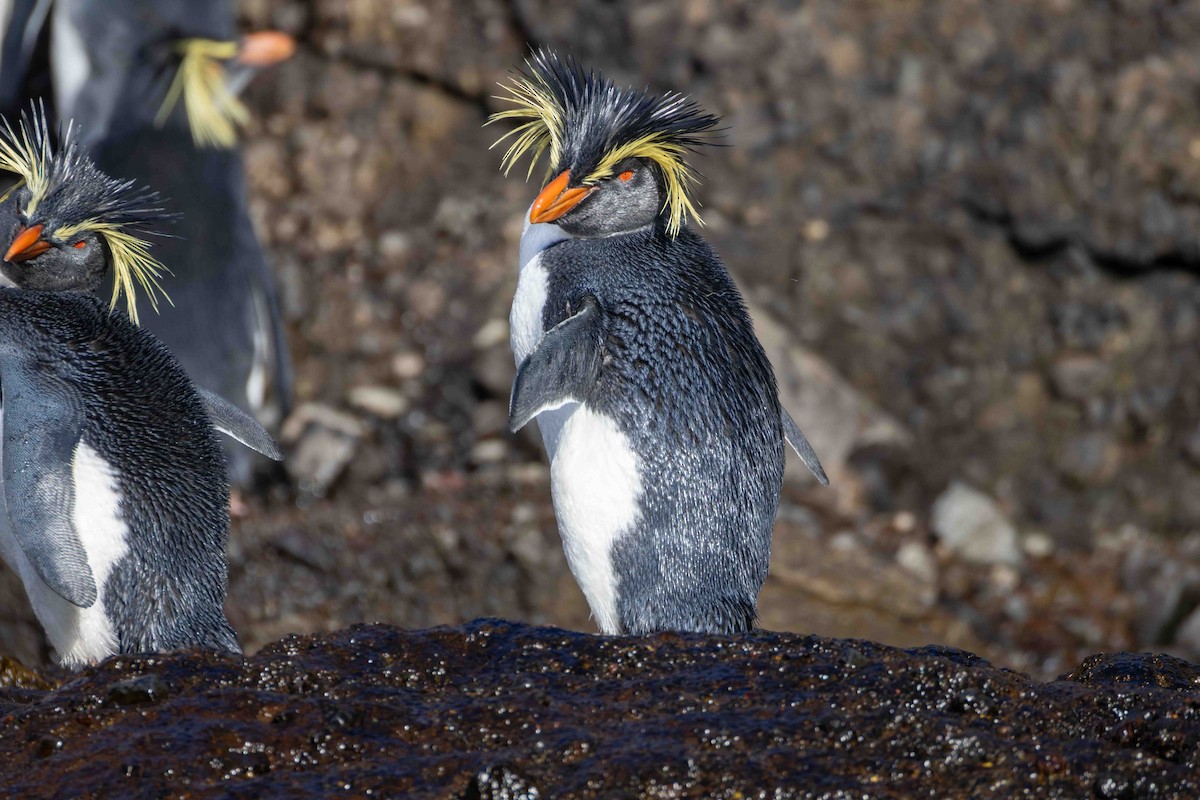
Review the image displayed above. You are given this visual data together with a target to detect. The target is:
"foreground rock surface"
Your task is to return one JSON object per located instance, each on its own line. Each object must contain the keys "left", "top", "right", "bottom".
{"left": 0, "top": 621, "right": 1197, "bottom": 798}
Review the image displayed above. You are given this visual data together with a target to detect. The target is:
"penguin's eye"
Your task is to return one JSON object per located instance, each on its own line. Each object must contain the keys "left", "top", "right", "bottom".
{"left": 618, "top": 170, "right": 635, "bottom": 182}
{"left": 73, "top": 241, "right": 86, "bottom": 249}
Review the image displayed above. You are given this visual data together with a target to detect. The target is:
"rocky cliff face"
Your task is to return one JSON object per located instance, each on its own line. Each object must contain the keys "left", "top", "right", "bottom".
{"left": 0, "top": 621, "right": 1197, "bottom": 798}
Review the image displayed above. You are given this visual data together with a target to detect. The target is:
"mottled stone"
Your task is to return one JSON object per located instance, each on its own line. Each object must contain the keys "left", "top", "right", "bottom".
{"left": 932, "top": 482, "right": 1023, "bottom": 567}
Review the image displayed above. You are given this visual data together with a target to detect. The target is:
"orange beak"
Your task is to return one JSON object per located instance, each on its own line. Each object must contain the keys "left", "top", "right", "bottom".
{"left": 4, "top": 224, "right": 50, "bottom": 263}
{"left": 530, "top": 171, "right": 595, "bottom": 224}
{"left": 236, "top": 31, "right": 296, "bottom": 67}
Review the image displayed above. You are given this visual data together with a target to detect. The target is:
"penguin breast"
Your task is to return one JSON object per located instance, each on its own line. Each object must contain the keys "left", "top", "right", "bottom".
{"left": 549, "top": 404, "right": 642, "bottom": 635}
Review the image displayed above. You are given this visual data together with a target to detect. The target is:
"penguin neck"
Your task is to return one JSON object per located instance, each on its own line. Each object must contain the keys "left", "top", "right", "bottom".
{"left": 519, "top": 215, "right": 573, "bottom": 273}
{"left": 519, "top": 211, "right": 657, "bottom": 273}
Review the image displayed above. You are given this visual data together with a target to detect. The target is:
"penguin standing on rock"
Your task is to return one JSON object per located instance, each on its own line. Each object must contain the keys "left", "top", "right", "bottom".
{"left": 0, "top": 108, "right": 281, "bottom": 666}
{"left": 0, "top": 287, "right": 241, "bottom": 667}
{"left": 490, "top": 50, "right": 828, "bottom": 636}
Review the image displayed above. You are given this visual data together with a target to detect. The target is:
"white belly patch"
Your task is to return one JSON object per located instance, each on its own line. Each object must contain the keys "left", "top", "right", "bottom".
{"left": 549, "top": 405, "right": 641, "bottom": 634}
{"left": 0, "top": 430, "right": 129, "bottom": 668}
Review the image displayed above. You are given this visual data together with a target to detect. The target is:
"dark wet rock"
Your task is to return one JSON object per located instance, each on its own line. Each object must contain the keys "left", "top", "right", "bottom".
{"left": 1064, "top": 651, "right": 1200, "bottom": 692}
{"left": 462, "top": 765, "right": 542, "bottom": 800}
{"left": 0, "top": 656, "right": 53, "bottom": 691}
{"left": 105, "top": 673, "right": 171, "bottom": 706}
{"left": 0, "top": 621, "right": 1198, "bottom": 798}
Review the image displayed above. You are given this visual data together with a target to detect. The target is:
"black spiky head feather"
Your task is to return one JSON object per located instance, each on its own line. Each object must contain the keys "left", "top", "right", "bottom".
{"left": 489, "top": 49, "right": 721, "bottom": 236}
{"left": 0, "top": 104, "right": 172, "bottom": 323}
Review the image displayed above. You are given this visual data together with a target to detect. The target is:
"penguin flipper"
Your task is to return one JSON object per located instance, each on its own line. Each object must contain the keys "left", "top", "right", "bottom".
{"left": 197, "top": 387, "right": 283, "bottom": 461}
{"left": 509, "top": 296, "right": 604, "bottom": 433}
{"left": 781, "top": 408, "right": 830, "bottom": 486}
{"left": 1, "top": 365, "right": 98, "bottom": 607}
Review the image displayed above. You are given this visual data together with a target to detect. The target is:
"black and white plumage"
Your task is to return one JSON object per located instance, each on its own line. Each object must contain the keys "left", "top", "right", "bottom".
{"left": 492, "top": 50, "right": 827, "bottom": 636}
{"left": 0, "top": 288, "right": 240, "bottom": 666}
{"left": 40, "top": 0, "right": 295, "bottom": 487}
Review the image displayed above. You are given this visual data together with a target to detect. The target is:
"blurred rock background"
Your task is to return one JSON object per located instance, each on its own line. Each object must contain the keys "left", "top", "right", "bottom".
{"left": 4, "top": 0, "right": 1200, "bottom": 679}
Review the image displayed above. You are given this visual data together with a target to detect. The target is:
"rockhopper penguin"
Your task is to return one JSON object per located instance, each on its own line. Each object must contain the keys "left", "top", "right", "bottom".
{"left": 0, "top": 287, "right": 241, "bottom": 667}
{"left": 12, "top": 0, "right": 297, "bottom": 487}
{"left": 490, "top": 50, "right": 828, "bottom": 636}
{"left": 0, "top": 108, "right": 281, "bottom": 666}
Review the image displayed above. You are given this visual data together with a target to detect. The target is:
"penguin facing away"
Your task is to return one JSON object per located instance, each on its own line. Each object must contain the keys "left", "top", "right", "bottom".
{"left": 491, "top": 50, "right": 828, "bottom": 636}
{"left": 45, "top": 0, "right": 295, "bottom": 487}
{"left": 0, "top": 106, "right": 283, "bottom": 458}
{"left": 0, "top": 287, "right": 240, "bottom": 667}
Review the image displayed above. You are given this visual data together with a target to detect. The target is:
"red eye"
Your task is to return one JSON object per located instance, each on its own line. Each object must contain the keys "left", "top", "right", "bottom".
{"left": 618, "top": 170, "right": 635, "bottom": 182}
{"left": 73, "top": 241, "right": 86, "bottom": 249}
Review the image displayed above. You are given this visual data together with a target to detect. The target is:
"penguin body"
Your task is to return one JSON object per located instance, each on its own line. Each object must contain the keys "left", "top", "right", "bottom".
{"left": 495, "top": 50, "right": 828, "bottom": 635}
{"left": 0, "top": 288, "right": 238, "bottom": 666}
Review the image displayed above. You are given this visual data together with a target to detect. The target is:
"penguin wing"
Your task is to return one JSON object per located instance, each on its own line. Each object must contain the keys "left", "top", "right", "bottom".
{"left": 1, "top": 364, "right": 98, "bottom": 607}
{"left": 509, "top": 296, "right": 604, "bottom": 432}
{"left": 781, "top": 408, "right": 830, "bottom": 486}
{"left": 197, "top": 387, "right": 283, "bottom": 461}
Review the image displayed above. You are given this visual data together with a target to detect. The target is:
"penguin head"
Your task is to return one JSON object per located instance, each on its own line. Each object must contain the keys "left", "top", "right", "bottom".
{"left": 0, "top": 204, "right": 109, "bottom": 294}
{"left": 0, "top": 106, "right": 171, "bottom": 323}
{"left": 489, "top": 49, "right": 721, "bottom": 238}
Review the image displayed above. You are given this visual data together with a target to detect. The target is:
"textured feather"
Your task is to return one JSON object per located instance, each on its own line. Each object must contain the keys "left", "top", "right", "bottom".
{"left": 489, "top": 49, "right": 720, "bottom": 236}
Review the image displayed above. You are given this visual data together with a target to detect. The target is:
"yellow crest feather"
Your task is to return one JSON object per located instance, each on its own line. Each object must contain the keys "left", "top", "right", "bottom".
{"left": 488, "top": 71, "right": 564, "bottom": 180}
{"left": 156, "top": 39, "right": 248, "bottom": 149}
{"left": 0, "top": 116, "right": 50, "bottom": 216}
{"left": 583, "top": 135, "right": 703, "bottom": 237}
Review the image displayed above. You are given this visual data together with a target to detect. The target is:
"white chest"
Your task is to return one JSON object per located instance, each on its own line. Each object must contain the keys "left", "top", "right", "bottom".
{"left": 511, "top": 219, "right": 576, "bottom": 458}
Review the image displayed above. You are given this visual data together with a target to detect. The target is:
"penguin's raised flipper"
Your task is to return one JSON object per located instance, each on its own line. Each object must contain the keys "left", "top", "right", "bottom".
{"left": 1, "top": 363, "right": 98, "bottom": 607}
{"left": 781, "top": 409, "right": 830, "bottom": 486}
{"left": 197, "top": 387, "right": 283, "bottom": 461}
{"left": 509, "top": 296, "right": 604, "bottom": 433}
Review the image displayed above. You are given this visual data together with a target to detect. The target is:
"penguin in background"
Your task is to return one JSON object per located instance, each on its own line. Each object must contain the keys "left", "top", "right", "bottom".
{"left": 0, "top": 0, "right": 296, "bottom": 488}
{"left": 490, "top": 50, "right": 828, "bottom": 636}
{"left": 0, "top": 109, "right": 281, "bottom": 666}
